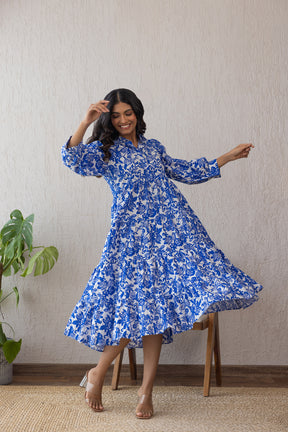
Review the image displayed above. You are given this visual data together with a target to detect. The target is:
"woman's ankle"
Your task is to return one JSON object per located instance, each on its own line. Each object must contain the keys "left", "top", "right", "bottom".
{"left": 138, "top": 385, "right": 153, "bottom": 396}
{"left": 88, "top": 366, "right": 105, "bottom": 385}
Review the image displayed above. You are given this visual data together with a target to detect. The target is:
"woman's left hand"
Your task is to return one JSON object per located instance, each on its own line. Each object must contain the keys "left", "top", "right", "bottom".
{"left": 217, "top": 143, "right": 254, "bottom": 168}
{"left": 227, "top": 143, "right": 254, "bottom": 161}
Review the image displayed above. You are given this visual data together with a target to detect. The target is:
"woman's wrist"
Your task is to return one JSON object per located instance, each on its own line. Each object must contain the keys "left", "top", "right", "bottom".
{"left": 80, "top": 119, "right": 91, "bottom": 129}
{"left": 216, "top": 153, "right": 231, "bottom": 168}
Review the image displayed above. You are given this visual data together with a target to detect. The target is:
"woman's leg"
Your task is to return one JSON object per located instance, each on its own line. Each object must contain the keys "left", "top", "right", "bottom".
{"left": 136, "top": 333, "right": 163, "bottom": 419}
{"left": 86, "top": 337, "right": 130, "bottom": 411}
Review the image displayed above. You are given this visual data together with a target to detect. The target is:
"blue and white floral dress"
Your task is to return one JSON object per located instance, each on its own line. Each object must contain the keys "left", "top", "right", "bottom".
{"left": 62, "top": 135, "right": 263, "bottom": 351}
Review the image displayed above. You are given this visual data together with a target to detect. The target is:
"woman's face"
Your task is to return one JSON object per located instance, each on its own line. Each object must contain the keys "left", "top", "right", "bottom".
{"left": 111, "top": 102, "right": 137, "bottom": 141}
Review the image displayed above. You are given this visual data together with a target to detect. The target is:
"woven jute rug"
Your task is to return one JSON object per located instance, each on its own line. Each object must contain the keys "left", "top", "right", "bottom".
{"left": 0, "top": 385, "right": 287, "bottom": 432}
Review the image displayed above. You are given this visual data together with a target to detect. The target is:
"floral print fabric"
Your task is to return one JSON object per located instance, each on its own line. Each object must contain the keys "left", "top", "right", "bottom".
{"left": 62, "top": 135, "right": 263, "bottom": 351}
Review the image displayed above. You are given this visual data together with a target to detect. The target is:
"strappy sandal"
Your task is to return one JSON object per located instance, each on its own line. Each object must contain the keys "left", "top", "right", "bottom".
{"left": 80, "top": 371, "right": 104, "bottom": 412}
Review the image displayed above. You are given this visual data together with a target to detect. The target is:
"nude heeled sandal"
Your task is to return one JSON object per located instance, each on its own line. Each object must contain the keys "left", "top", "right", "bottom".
{"left": 80, "top": 371, "right": 104, "bottom": 412}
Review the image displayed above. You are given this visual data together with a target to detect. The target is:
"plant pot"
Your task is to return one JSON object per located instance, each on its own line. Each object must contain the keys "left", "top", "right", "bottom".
{"left": 0, "top": 347, "right": 13, "bottom": 385}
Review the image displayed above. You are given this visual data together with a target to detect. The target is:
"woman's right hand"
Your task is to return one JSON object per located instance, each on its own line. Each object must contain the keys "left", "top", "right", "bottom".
{"left": 83, "top": 100, "right": 110, "bottom": 126}
{"left": 68, "top": 100, "right": 110, "bottom": 148}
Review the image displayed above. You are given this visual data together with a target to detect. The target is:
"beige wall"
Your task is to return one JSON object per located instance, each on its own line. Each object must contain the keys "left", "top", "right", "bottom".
{"left": 1, "top": 0, "right": 287, "bottom": 365}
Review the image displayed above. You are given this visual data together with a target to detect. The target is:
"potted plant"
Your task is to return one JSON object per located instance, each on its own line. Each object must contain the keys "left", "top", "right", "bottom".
{"left": 0, "top": 210, "right": 58, "bottom": 383}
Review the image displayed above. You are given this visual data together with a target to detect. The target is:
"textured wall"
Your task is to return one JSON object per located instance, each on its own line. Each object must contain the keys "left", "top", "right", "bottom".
{"left": 1, "top": 0, "right": 287, "bottom": 365}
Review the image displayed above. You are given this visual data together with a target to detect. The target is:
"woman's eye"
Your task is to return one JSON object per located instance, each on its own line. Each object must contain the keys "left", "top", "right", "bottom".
{"left": 111, "top": 111, "right": 133, "bottom": 119}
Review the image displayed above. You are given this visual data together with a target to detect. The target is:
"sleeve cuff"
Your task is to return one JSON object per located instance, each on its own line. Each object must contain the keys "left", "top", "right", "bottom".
{"left": 210, "top": 158, "right": 221, "bottom": 178}
{"left": 63, "top": 136, "right": 84, "bottom": 151}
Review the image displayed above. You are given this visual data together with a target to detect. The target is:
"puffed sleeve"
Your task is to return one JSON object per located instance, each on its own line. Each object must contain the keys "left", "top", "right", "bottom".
{"left": 154, "top": 141, "right": 221, "bottom": 185}
{"left": 61, "top": 137, "right": 108, "bottom": 176}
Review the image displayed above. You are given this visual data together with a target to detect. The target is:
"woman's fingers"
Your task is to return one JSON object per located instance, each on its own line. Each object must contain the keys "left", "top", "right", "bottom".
{"left": 89, "top": 101, "right": 110, "bottom": 113}
{"left": 99, "top": 100, "right": 110, "bottom": 106}
{"left": 239, "top": 143, "right": 254, "bottom": 150}
{"left": 241, "top": 144, "right": 254, "bottom": 156}
{"left": 84, "top": 100, "right": 110, "bottom": 124}
{"left": 96, "top": 100, "right": 110, "bottom": 112}
{"left": 232, "top": 143, "right": 254, "bottom": 160}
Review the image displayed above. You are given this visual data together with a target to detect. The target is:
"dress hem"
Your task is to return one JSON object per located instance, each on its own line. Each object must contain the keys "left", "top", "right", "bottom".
{"left": 64, "top": 292, "right": 262, "bottom": 352}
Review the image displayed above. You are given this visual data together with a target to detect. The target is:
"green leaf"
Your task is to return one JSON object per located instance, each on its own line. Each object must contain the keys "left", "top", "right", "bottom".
{"left": 21, "top": 246, "right": 58, "bottom": 277}
{"left": 10, "top": 209, "right": 23, "bottom": 219}
{"left": 3, "top": 265, "right": 12, "bottom": 277}
{"left": 13, "top": 286, "right": 19, "bottom": 306}
{"left": 25, "top": 214, "right": 34, "bottom": 224}
{"left": 0, "top": 210, "right": 34, "bottom": 254}
{"left": 12, "top": 259, "right": 21, "bottom": 274}
{"left": 2, "top": 338, "right": 22, "bottom": 363}
{"left": 22, "top": 221, "right": 33, "bottom": 251}
{"left": 0, "top": 323, "right": 7, "bottom": 346}
{"left": 0, "top": 241, "right": 5, "bottom": 257}
{"left": 4, "top": 238, "right": 19, "bottom": 259}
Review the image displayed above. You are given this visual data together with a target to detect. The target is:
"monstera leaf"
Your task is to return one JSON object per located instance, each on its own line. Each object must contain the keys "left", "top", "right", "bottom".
{"left": 21, "top": 246, "right": 59, "bottom": 277}
{"left": 0, "top": 210, "right": 34, "bottom": 275}
{"left": 1, "top": 209, "right": 34, "bottom": 254}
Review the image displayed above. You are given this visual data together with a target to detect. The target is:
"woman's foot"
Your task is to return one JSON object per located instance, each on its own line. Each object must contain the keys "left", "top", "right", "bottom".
{"left": 136, "top": 387, "right": 154, "bottom": 419}
{"left": 84, "top": 368, "right": 104, "bottom": 412}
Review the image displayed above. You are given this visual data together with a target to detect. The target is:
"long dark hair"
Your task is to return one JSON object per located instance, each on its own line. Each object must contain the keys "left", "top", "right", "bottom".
{"left": 86, "top": 88, "right": 146, "bottom": 161}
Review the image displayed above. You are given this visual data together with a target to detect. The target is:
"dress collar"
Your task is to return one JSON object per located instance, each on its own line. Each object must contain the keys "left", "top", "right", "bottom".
{"left": 114, "top": 135, "right": 146, "bottom": 147}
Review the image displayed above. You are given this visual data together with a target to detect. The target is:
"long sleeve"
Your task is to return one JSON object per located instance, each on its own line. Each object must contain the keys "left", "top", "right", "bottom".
{"left": 61, "top": 137, "right": 108, "bottom": 177}
{"left": 155, "top": 141, "right": 221, "bottom": 185}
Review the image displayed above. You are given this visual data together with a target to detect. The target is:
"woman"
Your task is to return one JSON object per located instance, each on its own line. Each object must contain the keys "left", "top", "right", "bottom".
{"left": 62, "top": 88, "right": 263, "bottom": 419}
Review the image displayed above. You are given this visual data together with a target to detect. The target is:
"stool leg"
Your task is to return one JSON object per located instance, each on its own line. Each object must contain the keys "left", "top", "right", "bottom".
{"left": 213, "top": 312, "right": 222, "bottom": 387}
{"left": 203, "top": 313, "right": 216, "bottom": 397}
{"left": 111, "top": 349, "right": 124, "bottom": 390}
{"left": 128, "top": 348, "right": 137, "bottom": 380}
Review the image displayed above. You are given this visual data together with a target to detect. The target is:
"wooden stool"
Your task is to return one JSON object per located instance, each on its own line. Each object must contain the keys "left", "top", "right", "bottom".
{"left": 111, "top": 312, "right": 222, "bottom": 396}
